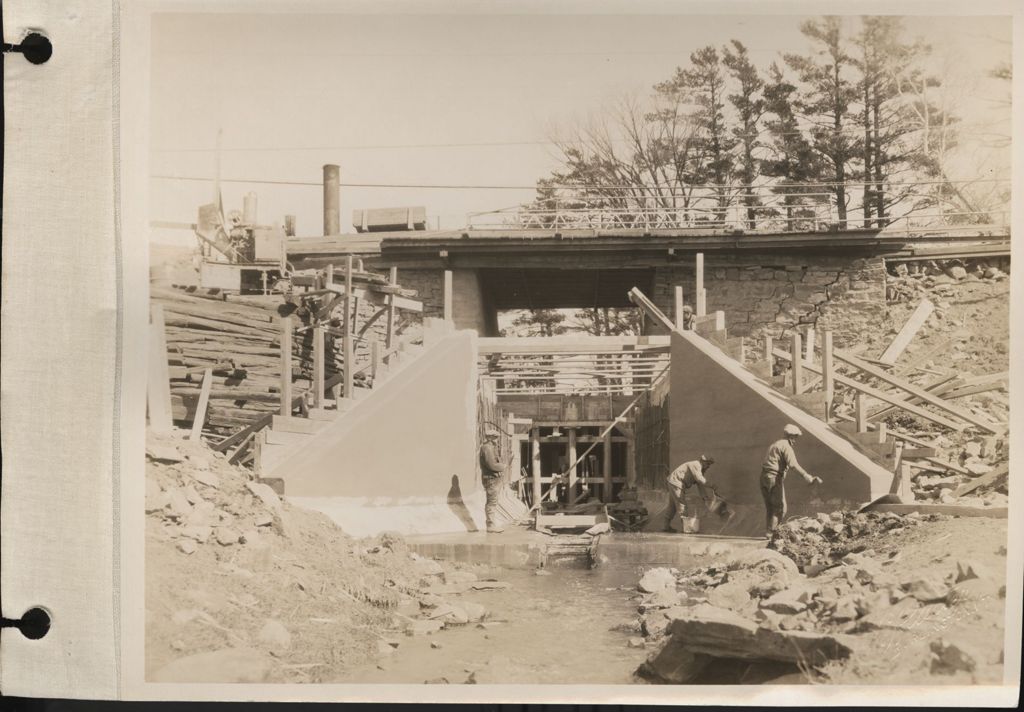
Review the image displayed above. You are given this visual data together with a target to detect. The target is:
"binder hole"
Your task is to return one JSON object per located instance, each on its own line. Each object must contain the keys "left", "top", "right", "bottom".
{"left": 18, "top": 32, "right": 53, "bottom": 64}
{"left": 19, "top": 607, "right": 51, "bottom": 639}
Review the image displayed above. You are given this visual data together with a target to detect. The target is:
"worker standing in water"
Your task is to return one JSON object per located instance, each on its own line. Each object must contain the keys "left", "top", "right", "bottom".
{"left": 761, "top": 424, "right": 823, "bottom": 537}
{"left": 479, "top": 428, "right": 507, "bottom": 534}
{"left": 664, "top": 455, "right": 715, "bottom": 532}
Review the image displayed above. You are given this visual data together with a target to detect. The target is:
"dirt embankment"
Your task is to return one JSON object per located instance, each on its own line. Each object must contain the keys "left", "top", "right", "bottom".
{"left": 145, "top": 432, "right": 508, "bottom": 683}
{"left": 632, "top": 512, "right": 1007, "bottom": 685}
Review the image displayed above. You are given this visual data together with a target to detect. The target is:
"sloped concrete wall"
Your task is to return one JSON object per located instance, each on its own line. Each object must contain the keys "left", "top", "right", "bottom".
{"left": 281, "top": 330, "right": 485, "bottom": 536}
{"left": 669, "top": 330, "right": 892, "bottom": 536}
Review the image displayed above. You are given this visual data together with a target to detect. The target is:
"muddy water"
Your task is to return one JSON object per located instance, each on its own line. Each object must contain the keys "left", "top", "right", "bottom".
{"left": 340, "top": 567, "right": 651, "bottom": 684}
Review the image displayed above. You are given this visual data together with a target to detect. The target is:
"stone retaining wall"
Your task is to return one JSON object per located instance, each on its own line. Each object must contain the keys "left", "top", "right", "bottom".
{"left": 652, "top": 253, "right": 887, "bottom": 348}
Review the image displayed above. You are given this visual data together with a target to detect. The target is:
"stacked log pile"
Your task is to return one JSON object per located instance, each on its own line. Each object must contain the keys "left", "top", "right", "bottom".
{"left": 154, "top": 287, "right": 299, "bottom": 435}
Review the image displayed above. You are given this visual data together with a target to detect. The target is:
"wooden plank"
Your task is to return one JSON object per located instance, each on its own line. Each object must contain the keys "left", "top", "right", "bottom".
{"left": 531, "top": 428, "right": 542, "bottom": 506}
{"left": 868, "top": 374, "right": 960, "bottom": 421}
{"left": 148, "top": 305, "right": 174, "bottom": 433}
{"left": 952, "top": 463, "right": 1009, "bottom": 498}
{"left": 940, "top": 382, "right": 1007, "bottom": 400}
{"left": 480, "top": 334, "right": 671, "bottom": 354}
{"left": 602, "top": 431, "right": 613, "bottom": 503}
{"left": 923, "top": 457, "right": 970, "bottom": 475}
{"left": 863, "top": 503, "right": 1006, "bottom": 519}
{"left": 189, "top": 368, "right": 213, "bottom": 440}
{"left": 627, "top": 287, "right": 675, "bottom": 332}
{"left": 834, "top": 348, "right": 1000, "bottom": 434}
{"left": 900, "top": 447, "right": 939, "bottom": 458}
{"left": 568, "top": 428, "right": 578, "bottom": 502}
{"left": 773, "top": 347, "right": 964, "bottom": 431}
{"left": 878, "top": 299, "right": 933, "bottom": 365}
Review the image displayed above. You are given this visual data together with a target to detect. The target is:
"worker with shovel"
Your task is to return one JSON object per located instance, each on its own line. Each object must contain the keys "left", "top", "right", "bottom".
{"left": 480, "top": 428, "right": 507, "bottom": 534}
{"left": 664, "top": 455, "right": 715, "bottom": 532}
{"left": 761, "top": 424, "right": 823, "bottom": 537}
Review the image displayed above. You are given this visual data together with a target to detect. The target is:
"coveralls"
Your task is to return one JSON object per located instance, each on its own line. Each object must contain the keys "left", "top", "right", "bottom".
{"left": 760, "top": 438, "right": 814, "bottom": 533}
{"left": 665, "top": 460, "right": 708, "bottom": 530}
{"left": 479, "top": 440, "right": 505, "bottom": 531}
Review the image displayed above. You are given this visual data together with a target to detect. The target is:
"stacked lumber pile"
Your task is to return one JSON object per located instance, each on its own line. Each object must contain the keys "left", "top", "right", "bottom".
{"left": 154, "top": 287, "right": 300, "bottom": 435}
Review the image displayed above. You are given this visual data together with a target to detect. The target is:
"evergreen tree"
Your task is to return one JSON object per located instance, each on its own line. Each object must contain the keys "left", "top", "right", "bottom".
{"left": 722, "top": 40, "right": 765, "bottom": 228}
{"left": 784, "top": 17, "right": 863, "bottom": 228}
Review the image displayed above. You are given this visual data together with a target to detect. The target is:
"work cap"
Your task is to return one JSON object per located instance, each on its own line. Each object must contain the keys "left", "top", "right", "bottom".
{"left": 700, "top": 455, "right": 715, "bottom": 464}
{"left": 484, "top": 428, "right": 500, "bottom": 438}
{"left": 783, "top": 424, "right": 803, "bottom": 437}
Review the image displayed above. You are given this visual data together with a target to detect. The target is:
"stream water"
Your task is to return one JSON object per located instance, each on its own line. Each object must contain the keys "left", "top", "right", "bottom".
{"left": 340, "top": 566, "right": 652, "bottom": 684}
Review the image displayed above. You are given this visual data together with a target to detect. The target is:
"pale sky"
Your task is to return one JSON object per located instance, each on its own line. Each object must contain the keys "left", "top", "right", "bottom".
{"left": 149, "top": 12, "right": 1011, "bottom": 245}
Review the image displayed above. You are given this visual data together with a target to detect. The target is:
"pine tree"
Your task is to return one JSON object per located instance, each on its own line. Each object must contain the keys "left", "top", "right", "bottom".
{"left": 761, "top": 62, "right": 825, "bottom": 229}
{"left": 722, "top": 40, "right": 765, "bottom": 229}
{"left": 784, "top": 17, "right": 863, "bottom": 228}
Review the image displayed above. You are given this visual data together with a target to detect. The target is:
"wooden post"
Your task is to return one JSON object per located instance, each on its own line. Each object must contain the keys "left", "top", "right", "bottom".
{"left": 567, "top": 427, "right": 578, "bottom": 503}
{"left": 283, "top": 214, "right": 296, "bottom": 237}
{"left": 626, "top": 432, "right": 637, "bottom": 488}
{"left": 531, "top": 428, "right": 542, "bottom": 507}
{"left": 695, "top": 253, "right": 705, "bottom": 316}
{"left": 148, "top": 305, "right": 173, "bottom": 433}
{"left": 855, "top": 393, "right": 868, "bottom": 433}
{"left": 673, "top": 286, "right": 684, "bottom": 331}
{"left": 371, "top": 338, "right": 382, "bottom": 380}
{"left": 312, "top": 322, "right": 325, "bottom": 408}
{"left": 791, "top": 332, "right": 803, "bottom": 395}
{"left": 764, "top": 335, "right": 774, "bottom": 364}
{"left": 343, "top": 255, "right": 355, "bottom": 399}
{"left": 877, "top": 421, "right": 888, "bottom": 445}
{"left": 443, "top": 269, "right": 454, "bottom": 322}
{"left": 385, "top": 266, "right": 398, "bottom": 361}
{"left": 804, "top": 326, "right": 815, "bottom": 363}
{"left": 602, "top": 430, "right": 613, "bottom": 503}
{"left": 189, "top": 368, "right": 213, "bottom": 440}
{"left": 279, "top": 316, "right": 293, "bottom": 415}
{"left": 713, "top": 310, "right": 725, "bottom": 332}
{"left": 822, "top": 330, "right": 834, "bottom": 421}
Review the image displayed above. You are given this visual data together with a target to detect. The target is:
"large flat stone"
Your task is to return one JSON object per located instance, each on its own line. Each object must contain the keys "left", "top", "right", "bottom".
{"left": 665, "top": 604, "right": 853, "bottom": 665}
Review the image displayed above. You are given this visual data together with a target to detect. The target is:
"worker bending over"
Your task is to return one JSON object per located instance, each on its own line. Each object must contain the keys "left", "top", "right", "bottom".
{"left": 665, "top": 455, "right": 714, "bottom": 532}
{"left": 479, "top": 429, "right": 507, "bottom": 534}
{"left": 761, "top": 424, "right": 822, "bottom": 537}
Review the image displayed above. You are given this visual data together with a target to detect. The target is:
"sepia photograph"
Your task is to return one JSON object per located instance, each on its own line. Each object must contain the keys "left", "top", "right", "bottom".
{"left": 139, "top": 4, "right": 1013, "bottom": 693}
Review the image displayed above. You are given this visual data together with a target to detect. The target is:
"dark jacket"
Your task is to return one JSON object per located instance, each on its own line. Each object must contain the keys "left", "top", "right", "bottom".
{"left": 480, "top": 441, "right": 504, "bottom": 478}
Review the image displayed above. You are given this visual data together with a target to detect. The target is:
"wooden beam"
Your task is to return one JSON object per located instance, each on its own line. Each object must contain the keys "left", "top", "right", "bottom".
{"left": 803, "top": 327, "right": 814, "bottom": 363}
{"left": 189, "top": 368, "right": 213, "bottom": 440}
{"left": 674, "top": 286, "right": 684, "bottom": 331}
{"left": 868, "top": 374, "right": 961, "bottom": 421}
{"left": 878, "top": 299, "right": 933, "bottom": 365}
{"left": 695, "top": 253, "right": 705, "bottom": 316}
{"left": 773, "top": 346, "right": 965, "bottom": 431}
{"left": 791, "top": 332, "right": 803, "bottom": 395}
{"left": 952, "top": 463, "right": 1009, "bottom": 498}
{"left": 279, "top": 316, "right": 293, "bottom": 416}
{"left": 833, "top": 348, "right": 1001, "bottom": 434}
{"left": 531, "top": 428, "right": 542, "bottom": 506}
{"left": 148, "top": 305, "right": 173, "bottom": 433}
{"left": 385, "top": 266, "right": 398, "bottom": 359}
{"left": 567, "top": 427, "right": 578, "bottom": 503}
{"left": 713, "top": 310, "right": 725, "bottom": 332}
{"left": 443, "top": 269, "right": 453, "bottom": 321}
{"left": 343, "top": 255, "right": 355, "bottom": 399}
{"left": 480, "top": 334, "right": 670, "bottom": 354}
{"left": 855, "top": 393, "right": 868, "bottom": 433}
{"left": 627, "top": 287, "right": 675, "bottom": 332}
{"left": 822, "top": 331, "right": 834, "bottom": 422}
{"left": 602, "top": 430, "right": 613, "bottom": 503}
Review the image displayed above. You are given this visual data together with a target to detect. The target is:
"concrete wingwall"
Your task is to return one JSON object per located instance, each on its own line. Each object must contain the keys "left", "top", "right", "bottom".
{"left": 283, "top": 330, "right": 486, "bottom": 537}
{"left": 669, "top": 330, "right": 893, "bottom": 537}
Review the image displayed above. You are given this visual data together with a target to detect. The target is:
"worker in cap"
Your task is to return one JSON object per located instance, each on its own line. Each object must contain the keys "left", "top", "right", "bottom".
{"left": 664, "top": 454, "right": 716, "bottom": 532}
{"left": 479, "top": 428, "right": 507, "bottom": 533}
{"left": 760, "top": 423, "right": 823, "bottom": 537}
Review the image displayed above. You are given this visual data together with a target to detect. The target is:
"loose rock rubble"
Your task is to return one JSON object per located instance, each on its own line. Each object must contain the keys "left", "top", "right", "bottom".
{"left": 635, "top": 512, "right": 1006, "bottom": 684}
{"left": 145, "top": 431, "right": 510, "bottom": 683}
